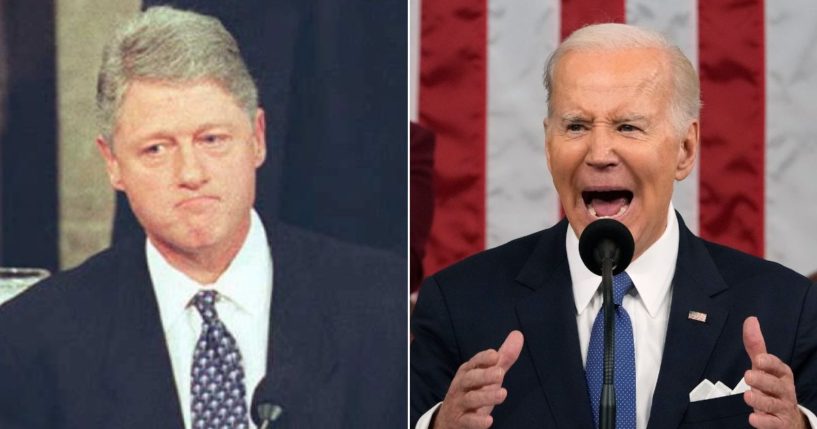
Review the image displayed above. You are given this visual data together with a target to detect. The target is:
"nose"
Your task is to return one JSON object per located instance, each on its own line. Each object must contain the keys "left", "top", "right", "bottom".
{"left": 175, "top": 144, "right": 209, "bottom": 189}
{"left": 584, "top": 127, "right": 619, "bottom": 169}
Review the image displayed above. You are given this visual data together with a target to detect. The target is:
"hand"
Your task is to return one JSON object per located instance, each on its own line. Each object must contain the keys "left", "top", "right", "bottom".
{"left": 432, "top": 330, "right": 524, "bottom": 429}
{"left": 742, "top": 316, "right": 807, "bottom": 429}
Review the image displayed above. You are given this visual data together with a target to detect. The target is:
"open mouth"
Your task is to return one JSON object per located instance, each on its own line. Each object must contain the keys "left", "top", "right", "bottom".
{"left": 582, "top": 189, "right": 633, "bottom": 219}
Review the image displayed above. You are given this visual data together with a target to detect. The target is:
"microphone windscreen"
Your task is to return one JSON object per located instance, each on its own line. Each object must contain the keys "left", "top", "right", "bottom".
{"left": 250, "top": 376, "right": 272, "bottom": 425}
{"left": 578, "top": 218, "right": 634, "bottom": 275}
{"left": 251, "top": 375, "right": 286, "bottom": 427}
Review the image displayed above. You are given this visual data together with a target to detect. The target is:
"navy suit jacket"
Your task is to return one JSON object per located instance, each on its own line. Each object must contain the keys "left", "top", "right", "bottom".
{"left": 411, "top": 214, "right": 817, "bottom": 428}
{"left": 0, "top": 220, "right": 405, "bottom": 429}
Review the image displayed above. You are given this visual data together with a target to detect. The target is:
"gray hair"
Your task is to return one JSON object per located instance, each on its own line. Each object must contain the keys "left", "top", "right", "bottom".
{"left": 544, "top": 23, "right": 700, "bottom": 135}
{"left": 96, "top": 6, "right": 258, "bottom": 142}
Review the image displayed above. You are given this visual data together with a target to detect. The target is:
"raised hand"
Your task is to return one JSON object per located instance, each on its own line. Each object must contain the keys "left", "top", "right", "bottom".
{"left": 432, "top": 330, "right": 524, "bottom": 429}
{"left": 742, "top": 316, "right": 807, "bottom": 429}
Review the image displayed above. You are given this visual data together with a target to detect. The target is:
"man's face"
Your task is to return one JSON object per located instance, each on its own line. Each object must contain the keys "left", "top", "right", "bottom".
{"left": 545, "top": 48, "right": 698, "bottom": 260}
{"left": 97, "top": 79, "right": 266, "bottom": 259}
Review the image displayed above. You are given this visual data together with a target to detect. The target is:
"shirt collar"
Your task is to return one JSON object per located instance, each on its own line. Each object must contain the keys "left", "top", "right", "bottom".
{"left": 147, "top": 209, "right": 273, "bottom": 331}
{"left": 567, "top": 203, "right": 679, "bottom": 318}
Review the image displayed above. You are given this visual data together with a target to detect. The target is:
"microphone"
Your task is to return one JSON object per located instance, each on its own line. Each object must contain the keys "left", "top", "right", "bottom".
{"left": 251, "top": 376, "right": 284, "bottom": 429}
{"left": 578, "top": 219, "right": 634, "bottom": 429}
{"left": 578, "top": 218, "right": 634, "bottom": 276}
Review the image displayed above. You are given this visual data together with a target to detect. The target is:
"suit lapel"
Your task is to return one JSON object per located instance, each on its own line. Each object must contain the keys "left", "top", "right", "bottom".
{"left": 264, "top": 223, "right": 339, "bottom": 426}
{"left": 647, "top": 215, "right": 730, "bottom": 429}
{"left": 515, "top": 220, "right": 595, "bottom": 429}
{"left": 101, "top": 239, "right": 184, "bottom": 429}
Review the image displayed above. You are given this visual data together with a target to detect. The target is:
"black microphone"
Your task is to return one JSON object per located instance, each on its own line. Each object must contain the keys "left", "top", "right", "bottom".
{"left": 578, "top": 218, "right": 634, "bottom": 276}
{"left": 578, "top": 219, "right": 635, "bottom": 429}
{"left": 251, "top": 376, "right": 284, "bottom": 429}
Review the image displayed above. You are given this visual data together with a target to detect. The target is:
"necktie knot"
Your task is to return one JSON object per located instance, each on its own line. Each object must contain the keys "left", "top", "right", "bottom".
{"left": 612, "top": 272, "right": 633, "bottom": 306}
{"left": 192, "top": 290, "right": 219, "bottom": 324}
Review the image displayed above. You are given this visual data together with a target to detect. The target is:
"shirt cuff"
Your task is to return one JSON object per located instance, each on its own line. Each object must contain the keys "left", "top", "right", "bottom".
{"left": 415, "top": 402, "right": 443, "bottom": 429}
{"left": 799, "top": 404, "right": 817, "bottom": 428}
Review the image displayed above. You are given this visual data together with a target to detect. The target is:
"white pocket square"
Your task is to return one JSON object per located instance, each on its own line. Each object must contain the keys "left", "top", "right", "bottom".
{"left": 689, "top": 377, "right": 750, "bottom": 402}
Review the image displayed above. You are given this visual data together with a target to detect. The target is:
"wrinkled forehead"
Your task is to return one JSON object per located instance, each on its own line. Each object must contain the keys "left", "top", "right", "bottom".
{"left": 556, "top": 48, "right": 670, "bottom": 89}
{"left": 550, "top": 48, "right": 674, "bottom": 112}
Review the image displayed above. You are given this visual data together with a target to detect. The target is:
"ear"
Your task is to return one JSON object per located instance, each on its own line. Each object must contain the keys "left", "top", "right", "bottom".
{"left": 675, "top": 119, "right": 699, "bottom": 181}
{"left": 543, "top": 117, "right": 554, "bottom": 173}
{"left": 252, "top": 108, "right": 267, "bottom": 168}
{"left": 95, "top": 136, "right": 125, "bottom": 191}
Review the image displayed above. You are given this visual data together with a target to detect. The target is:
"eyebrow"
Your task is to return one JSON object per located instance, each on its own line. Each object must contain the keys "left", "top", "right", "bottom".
{"left": 559, "top": 113, "right": 650, "bottom": 123}
{"left": 130, "top": 122, "right": 235, "bottom": 143}
{"left": 560, "top": 113, "right": 591, "bottom": 122}
{"left": 195, "top": 122, "right": 234, "bottom": 133}
{"left": 131, "top": 131, "right": 175, "bottom": 145}
{"left": 613, "top": 115, "right": 649, "bottom": 123}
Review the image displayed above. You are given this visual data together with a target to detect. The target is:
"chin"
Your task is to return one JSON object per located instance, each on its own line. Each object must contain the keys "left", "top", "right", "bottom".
{"left": 171, "top": 226, "right": 220, "bottom": 250}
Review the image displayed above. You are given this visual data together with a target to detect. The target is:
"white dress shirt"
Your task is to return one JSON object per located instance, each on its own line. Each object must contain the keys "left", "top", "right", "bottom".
{"left": 147, "top": 209, "right": 273, "bottom": 429}
{"left": 568, "top": 206, "right": 678, "bottom": 429}
{"left": 416, "top": 205, "right": 817, "bottom": 429}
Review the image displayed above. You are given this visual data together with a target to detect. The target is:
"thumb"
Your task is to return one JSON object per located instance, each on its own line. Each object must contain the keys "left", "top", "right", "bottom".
{"left": 743, "top": 316, "right": 767, "bottom": 363}
{"left": 497, "top": 330, "right": 524, "bottom": 372}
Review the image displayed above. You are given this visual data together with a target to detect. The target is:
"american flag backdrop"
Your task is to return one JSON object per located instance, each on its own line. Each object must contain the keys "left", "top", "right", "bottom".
{"left": 410, "top": 0, "right": 817, "bottom": 278}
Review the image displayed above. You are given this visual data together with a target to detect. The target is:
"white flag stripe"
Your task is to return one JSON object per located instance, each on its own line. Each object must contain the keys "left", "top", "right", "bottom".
{"left": 486, "top": 0, "right": 560, "bottom": 248}
{"left": 410, "top": 0, "right": 421, "bottom": 122}
{"left": 765, "top": 0, "right": 817, "bottom": 276}
{"left": 626, "top": 0, "right": 700, "bottom": 235}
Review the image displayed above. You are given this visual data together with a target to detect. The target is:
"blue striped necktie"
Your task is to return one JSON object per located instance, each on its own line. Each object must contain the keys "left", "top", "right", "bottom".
{"left": 585, "top": 272, "right": 637, "bottom": 428}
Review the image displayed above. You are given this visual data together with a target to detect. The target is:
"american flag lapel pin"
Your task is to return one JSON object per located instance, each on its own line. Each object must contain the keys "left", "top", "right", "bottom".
{"left": 688, "top": 311, "right": 708, "bottom": 323}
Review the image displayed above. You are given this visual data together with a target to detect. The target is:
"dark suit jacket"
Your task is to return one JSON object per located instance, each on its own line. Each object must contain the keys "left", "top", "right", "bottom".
{"left": 411, "top": 214, "right": 817, "bottom": 428}
{"left": 0, "top": 221, "right": 405, "bottom": 429}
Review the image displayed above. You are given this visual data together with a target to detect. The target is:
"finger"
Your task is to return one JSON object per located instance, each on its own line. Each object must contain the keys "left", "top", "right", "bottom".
{"left": 459, "top": 366, "right": 504, "bottom": 391}
{"left": 744, "top": 389, "right": 789, "bottom": 415}
{"left": 460, "top": 349, "right": 500, "bottom": 372}
{"left": 497, "top": 330, "right": 524, "bottom": 371}
{"left": 475, "top": 405, "right": 493, "bottom": 416}
{"left": 747, "top": 409, "right": 805, "bottom": 429}
{"left": 745, "top": 369, "right": 794, "bottom": 402}
{"left": 461, "top": 387, "right": 507, "bottom": 410}
{"left": 456, "top": 413, "right": 493, "bottom": 429}
{"left": 748, "top": 411, "right": 782, "bottom": 429}
{"left": 744, "top": 317, "right": 768, "bottom": 363}
{"left": 750, "top": 354, "right": 795, "bottom": 380}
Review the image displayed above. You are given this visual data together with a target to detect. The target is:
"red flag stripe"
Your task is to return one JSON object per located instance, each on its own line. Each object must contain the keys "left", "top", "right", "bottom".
{"left": 561, "top": 0, "right": 626, "bottom": 39}
{"left": 419, "top": 0, "right": 488, "bottom": 275}
{"left": 698, "top": 0, "right": 765, "bottom": 257}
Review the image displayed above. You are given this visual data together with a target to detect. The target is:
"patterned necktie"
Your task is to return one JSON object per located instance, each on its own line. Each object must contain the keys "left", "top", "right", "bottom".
{"left": 190, "top": 290, "right": 250, "bottom": 429}
{"left": 585, "top": 272, "right": 637, "bottom": 429}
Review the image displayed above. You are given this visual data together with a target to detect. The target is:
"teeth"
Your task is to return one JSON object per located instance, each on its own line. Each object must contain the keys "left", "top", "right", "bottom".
{"left": 587, "top": 203, "right": 629, "bottom": 219}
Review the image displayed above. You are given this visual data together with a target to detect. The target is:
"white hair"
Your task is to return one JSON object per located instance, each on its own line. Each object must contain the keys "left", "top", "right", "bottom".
{"left": 544, "top": 23, "right": 701, "bottom": 135}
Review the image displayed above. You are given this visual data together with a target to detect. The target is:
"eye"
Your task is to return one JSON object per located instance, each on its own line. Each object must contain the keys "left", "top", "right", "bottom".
{"left": 200, "top": 134, "right": 228, "bottom": 145}
{"left": 566, "top": 123, "right": 587, "bottom": 133}
{"left": 142, "top": 143, "right": 166, "bottom": 156}
{"left": 617, "top": 124, "right": 642, "bottom": 133}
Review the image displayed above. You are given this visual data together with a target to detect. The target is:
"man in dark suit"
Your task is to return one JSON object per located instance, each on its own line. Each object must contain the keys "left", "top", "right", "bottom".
{"left": 0, "top": 6, "right": 404, "bottom": 429}
{"left": 411, "top": 23, "right": 817, "bottom": 429}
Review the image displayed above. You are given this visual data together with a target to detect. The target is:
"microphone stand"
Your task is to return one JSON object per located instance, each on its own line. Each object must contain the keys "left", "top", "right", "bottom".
{"left": 600, "top": 256, "right": 616, "bottom": 429}
{"left": 579, "top": 219, "right": 634, "bottom": 429}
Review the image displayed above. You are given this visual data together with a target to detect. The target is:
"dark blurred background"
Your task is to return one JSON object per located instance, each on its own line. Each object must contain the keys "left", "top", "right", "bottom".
{"left": 0, "top": 0, "right": 407, "bottom": 272}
